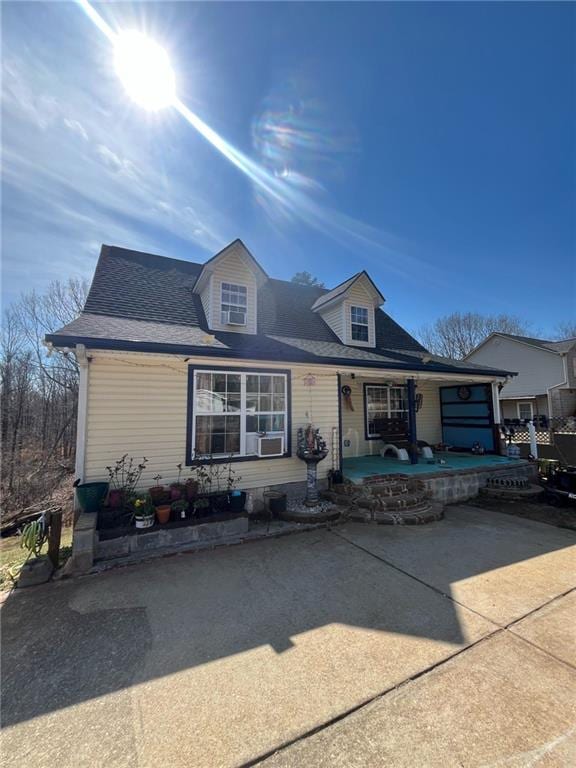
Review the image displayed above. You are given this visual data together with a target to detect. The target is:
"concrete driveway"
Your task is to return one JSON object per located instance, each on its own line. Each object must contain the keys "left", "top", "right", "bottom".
{"left": 2, "top": 505, "right": 575, "bottom": 767}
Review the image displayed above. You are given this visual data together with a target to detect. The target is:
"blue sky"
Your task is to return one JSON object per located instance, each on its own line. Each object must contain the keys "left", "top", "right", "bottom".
{"left": 2, "top": 1, "right": 574, "bottom": 336}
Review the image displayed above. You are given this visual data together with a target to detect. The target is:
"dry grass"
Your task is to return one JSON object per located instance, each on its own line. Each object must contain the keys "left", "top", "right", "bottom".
{"left": 0, "top": 526, "right": 73, "bottom": 591}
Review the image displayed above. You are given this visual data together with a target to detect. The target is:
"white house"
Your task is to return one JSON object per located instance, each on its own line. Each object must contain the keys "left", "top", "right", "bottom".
{"left": 465, "top": 333, "right": 576, "bottom": 423}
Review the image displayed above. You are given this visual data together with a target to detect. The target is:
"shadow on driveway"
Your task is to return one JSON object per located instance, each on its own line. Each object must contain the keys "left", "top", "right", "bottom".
{"left": 1, "top": 505, "right": 575, "bottom": 763}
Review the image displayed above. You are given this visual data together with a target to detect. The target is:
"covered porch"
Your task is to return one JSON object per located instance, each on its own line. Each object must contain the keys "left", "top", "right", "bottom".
{"left": 337, "top": 368, "right": 517, "bottom": 488}
{"left": 343, "top": 452, "right": 524, "bottom": 483}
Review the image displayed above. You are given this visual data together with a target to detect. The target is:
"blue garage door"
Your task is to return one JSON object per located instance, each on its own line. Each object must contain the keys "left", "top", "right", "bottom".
{"left": 440, "top": 385, "right": 495, "bottom": 452}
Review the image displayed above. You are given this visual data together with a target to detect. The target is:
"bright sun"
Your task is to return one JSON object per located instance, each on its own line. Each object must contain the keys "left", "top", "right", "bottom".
{"left": 114, "top": 30, "right": 176, "bottom": 110}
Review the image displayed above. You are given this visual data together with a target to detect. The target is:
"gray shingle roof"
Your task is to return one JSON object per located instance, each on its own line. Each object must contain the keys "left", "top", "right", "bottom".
{"left": 46, "top": 243, "right": 513, "bottom": 377}
{"left": 494, "top": 333, "right": 576, "bottom": 354}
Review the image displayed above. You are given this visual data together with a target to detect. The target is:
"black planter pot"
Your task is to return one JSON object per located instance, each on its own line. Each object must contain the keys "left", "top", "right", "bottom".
{"left": 98, "top": 507, "right": 131, "bottom": 530}
{"left": 211, "top": 492, "right": 230, "bottom": 514}
{"left": 228, "top": 491, "right": 247, "bottom": 514}
{"left": 264, "top": 491, "right": 287, "bottom": 517}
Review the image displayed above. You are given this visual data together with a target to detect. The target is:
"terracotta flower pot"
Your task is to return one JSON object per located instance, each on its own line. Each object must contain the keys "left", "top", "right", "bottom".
{"left": 155, "top": 505, "right": 171, "bottom": 525}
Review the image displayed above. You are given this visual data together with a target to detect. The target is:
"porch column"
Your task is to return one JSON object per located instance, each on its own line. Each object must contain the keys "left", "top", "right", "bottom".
{"left": 491, "top": 381, "right": 503, "bottom": 455}
{"left": 491, "top": 381, "right": 502, "bottom": 425}
{"left": 406, "top": 378, "right": 418, "bottom": 464}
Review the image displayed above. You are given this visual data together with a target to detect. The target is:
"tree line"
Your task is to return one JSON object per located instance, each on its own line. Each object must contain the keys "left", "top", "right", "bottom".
{"left": 1, "top": 279, "right": 88, "bottom": 517}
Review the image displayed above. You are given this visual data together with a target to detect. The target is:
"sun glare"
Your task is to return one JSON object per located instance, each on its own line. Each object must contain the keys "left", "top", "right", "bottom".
{"left": 114, "top": 30, "right": 176, "bottom": 110}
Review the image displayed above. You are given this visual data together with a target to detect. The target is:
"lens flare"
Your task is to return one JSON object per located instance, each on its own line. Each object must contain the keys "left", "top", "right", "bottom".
{"left": 114, "top": 31, "right": 176, "bottom": 110}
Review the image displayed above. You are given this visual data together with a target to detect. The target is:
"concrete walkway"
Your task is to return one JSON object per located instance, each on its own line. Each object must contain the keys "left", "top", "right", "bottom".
{"left": 2, "top": 505, "right": 575, "bottom": 767}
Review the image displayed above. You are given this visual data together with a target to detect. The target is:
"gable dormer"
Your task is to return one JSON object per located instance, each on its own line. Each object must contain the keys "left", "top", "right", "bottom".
{"left": 193, "top": 240, "right": 267, "bottom": 334}
{"left": 312, "top": 271, "right": 384, "bottom": 347}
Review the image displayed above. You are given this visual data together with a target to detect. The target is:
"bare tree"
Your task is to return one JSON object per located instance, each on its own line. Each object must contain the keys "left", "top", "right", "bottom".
{"left": 418, "top": 312, "right": 530, "bottom": 359}
{"left": 291, "top": 271, "right": 325, "bottom": 288}
{"left": 553, "top": 321, "right": 576, "bottom": 340}
{"left": 1, "top": 278, "right": 89, "bottom": 517}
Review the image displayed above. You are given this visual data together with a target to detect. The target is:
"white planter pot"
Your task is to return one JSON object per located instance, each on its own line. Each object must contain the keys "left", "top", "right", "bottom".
{"left": 135, "top": 515, "right": 155, "bottom": 529}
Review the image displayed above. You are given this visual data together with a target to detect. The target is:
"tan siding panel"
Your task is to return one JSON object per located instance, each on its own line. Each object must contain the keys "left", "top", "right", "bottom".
{"left": 208, "top": 253, "right": 258, "bottom": 334}
{"left": 340, "top": 376, "right": 441, "bottom": 457}
{"left": 84, "top": 354, "right": 339, "bottom": 490}
{"left": 319, "top": 303, "right": 344, "bottom": 341}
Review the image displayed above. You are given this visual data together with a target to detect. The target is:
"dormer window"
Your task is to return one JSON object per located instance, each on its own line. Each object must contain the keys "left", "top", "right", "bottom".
{"left": 350, "top": 306, "right": 369, "bottom": 342}
{"left": 221, "top": 282, "right": 247, "bottom": 326}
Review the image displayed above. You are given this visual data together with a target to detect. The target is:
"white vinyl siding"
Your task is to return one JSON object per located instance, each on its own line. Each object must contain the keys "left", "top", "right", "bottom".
{"left": 84, "top": 353, "right": 339, "bottom": 490}
{"left": 466, "top": 336, "right": 564, "bottom": 398}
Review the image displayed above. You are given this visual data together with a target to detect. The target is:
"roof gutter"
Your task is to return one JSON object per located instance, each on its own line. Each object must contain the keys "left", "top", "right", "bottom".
{"left": 44, "top": 333, "right": 514, "bottom": 378}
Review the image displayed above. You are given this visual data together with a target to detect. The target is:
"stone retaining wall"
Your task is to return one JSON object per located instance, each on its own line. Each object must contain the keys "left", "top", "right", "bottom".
{"left": 67, "top": 514, "right": 249, "bottom": 575}
{"left": 418, "top": 463, "right": 536, "bottom": 504}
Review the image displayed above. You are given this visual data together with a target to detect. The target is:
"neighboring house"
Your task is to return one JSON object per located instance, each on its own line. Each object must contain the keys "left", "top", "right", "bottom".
{"left": 465, "top": 333, "right": 576, "bottom": 423}
{"left": 46, "top": 240, "right": 512, "bottom": 497}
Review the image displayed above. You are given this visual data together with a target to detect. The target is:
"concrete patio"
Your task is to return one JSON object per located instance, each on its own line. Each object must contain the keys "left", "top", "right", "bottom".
{"left": 2, "top": 505, "right": 575, "bottom": 767}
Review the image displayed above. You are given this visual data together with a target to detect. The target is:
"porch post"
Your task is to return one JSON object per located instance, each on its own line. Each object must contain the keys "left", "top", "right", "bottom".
{"left": 406, "top": 378, "right": 418, "bottom": 464}
{"left": 491, "top": 381, "right": 502, "bottom": 425}
{"left": 491, "top": 381, "right": 503, "bottom": 455}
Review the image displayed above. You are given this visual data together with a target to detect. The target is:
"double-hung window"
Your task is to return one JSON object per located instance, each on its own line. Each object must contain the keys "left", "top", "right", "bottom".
{"left": 517, "top": 401, "right": 533, "bottom": 422}
{"left": 365, "top": 385, "right": 407, "bottom": 438}
{"left": 191, "top": 369, "right": 289, "bottom": 459}
{"left": 350, "top": 305, "right": 369, "bottom": 342}
{"left": 221, "top": 283, "right": 247, "bottom": 325}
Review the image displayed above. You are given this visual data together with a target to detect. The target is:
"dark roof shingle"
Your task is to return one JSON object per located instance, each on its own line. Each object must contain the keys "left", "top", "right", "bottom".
{"left": 46, "top": 244, "right": 512, "bottom": 377}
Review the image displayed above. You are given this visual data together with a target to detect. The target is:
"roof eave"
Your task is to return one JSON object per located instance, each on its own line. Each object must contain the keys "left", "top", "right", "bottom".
{"left": 44, "top": 333, "right": 512, "bottom": 377}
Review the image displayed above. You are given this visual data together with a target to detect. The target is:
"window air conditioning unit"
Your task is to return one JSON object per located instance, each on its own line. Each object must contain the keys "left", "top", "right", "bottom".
{"left": 223, "top": 309, "right": 246, "bottom": 326}
{"left": 257, "top": 435, "right": 284, "bottom": 457}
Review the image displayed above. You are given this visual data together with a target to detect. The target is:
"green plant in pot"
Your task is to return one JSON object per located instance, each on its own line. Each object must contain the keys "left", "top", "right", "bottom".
{"left": 106, "top": 455, "right": 148, "bottom": 510}
{"left": 171, "top": 499, "right": 188, "bottom": 521}
{"left": 192, "top": 497, "right": 210, "bottom": 517}
{"left": 131, "top": 494, "right": 155, "bottom": 529}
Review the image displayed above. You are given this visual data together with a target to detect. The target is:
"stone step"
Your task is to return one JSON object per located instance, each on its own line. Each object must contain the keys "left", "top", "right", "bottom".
{"left": 346, "top": 503, "right": 444, "bottom": 526}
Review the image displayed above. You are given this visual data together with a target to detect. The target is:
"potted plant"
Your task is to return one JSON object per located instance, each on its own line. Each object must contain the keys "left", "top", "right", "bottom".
{"left": 106, "top": 455, "right": 148, "bottom": 510}
{"left": 192, "top": 496, "right": 210, "bottom": 518}
{"left": 170, "top": 463, "right": 185, "bottom": 501}
{"left": 132, "top": 495, "right": 155, "bottom": 529}
{"left": 185, "top": 474, "right": 199, "bottom": 501}
{"left": 225, "top": 462, "right": 245, "bottom": 513}
{"left": 155, "top": 502, "right": 171, "bottom": 525}
{"left": 149, "top": 475, "right": 166, "bottom": 505}
{"left": 171, "top": 499, "right": 188, "bottom": 521}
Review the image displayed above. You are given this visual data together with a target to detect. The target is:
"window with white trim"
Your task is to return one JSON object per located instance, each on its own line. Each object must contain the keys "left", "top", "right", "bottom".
{"left": 365, "top": 385, "right": 407, "bottom": 437}
{"left": 192, "top": 369, "right": 288, "bottom": 458}
{"left": 220, "top": 282, "right": 247, "bottom": 325}
{"left": 517, "top": 401, "right": 533, "bottom": 421}
{"left": 350, "top": 305, "right": 369, "bottom": 342}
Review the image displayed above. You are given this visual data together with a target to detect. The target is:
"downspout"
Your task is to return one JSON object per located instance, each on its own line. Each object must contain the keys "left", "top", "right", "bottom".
{"left": 75, "top": 344, "right": 90, "bottom": 485}
{"left": 406, "top": 378, "right": 418, "bottom": 464}
{"left": 336, "top": 373, "right": 344, "bottom": 478}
